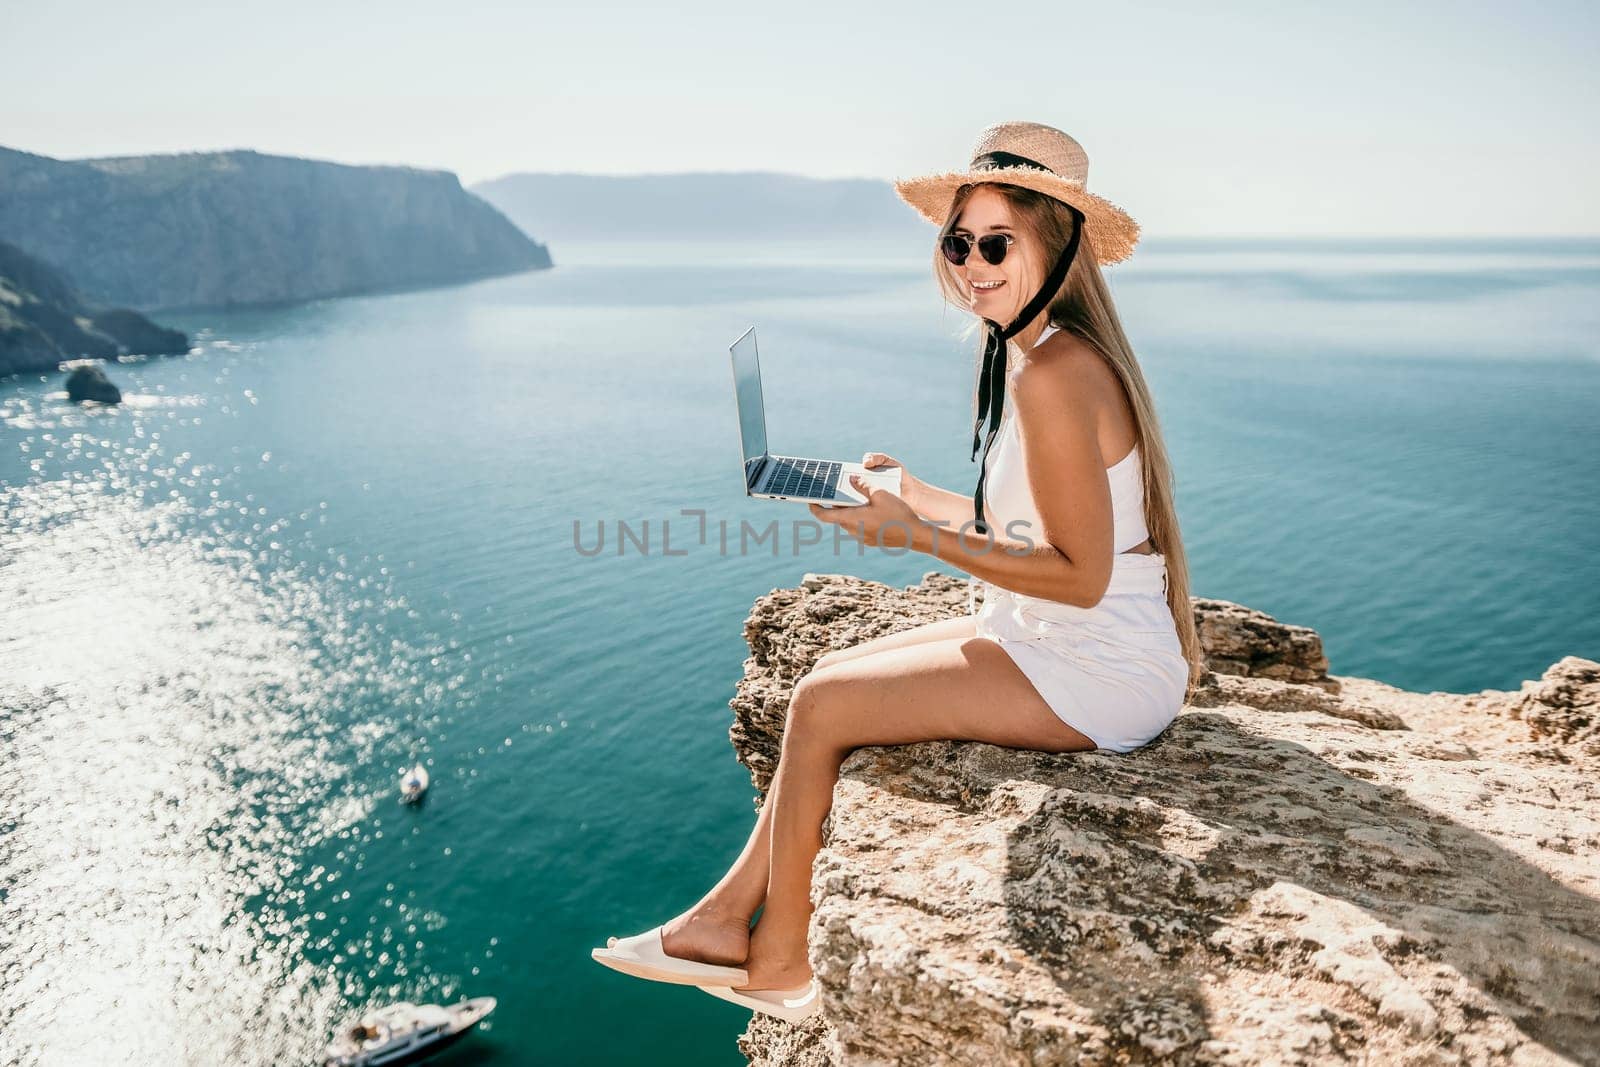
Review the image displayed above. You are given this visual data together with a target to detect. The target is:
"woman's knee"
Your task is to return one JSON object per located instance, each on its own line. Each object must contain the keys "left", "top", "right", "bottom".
{"left": 783, "top": 672, "right": 851, "bottom": 750}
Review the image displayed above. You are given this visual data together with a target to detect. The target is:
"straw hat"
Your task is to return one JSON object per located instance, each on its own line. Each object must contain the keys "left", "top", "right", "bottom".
{"left": 893, "top": 121, "right": 1141, "bottom": 265}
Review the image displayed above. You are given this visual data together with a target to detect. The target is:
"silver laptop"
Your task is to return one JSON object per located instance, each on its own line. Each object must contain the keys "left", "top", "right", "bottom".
{"left": 729, "top": 326, "right": 902, "bottom": 506}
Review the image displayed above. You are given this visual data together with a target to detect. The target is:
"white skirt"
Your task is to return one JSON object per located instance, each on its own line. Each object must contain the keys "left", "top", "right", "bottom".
{"left": 971, "top": 552, "right": 1188, "bottom": 753}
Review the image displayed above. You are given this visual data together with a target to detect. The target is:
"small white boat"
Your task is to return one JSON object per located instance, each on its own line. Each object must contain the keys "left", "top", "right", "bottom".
{"left": 399, "top": 763, "right": 429, "bottom": 803}
{"left": 324, "top": 996, "right": 495, "bottom": 1066}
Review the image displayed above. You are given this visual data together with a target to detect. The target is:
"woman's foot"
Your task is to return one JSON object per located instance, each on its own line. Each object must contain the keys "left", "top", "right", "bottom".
{"left": 733, "top": 922, "right": 813, "bottom": 993}
{"left": 658, "top": 903, "right": 753, "bottom": 969}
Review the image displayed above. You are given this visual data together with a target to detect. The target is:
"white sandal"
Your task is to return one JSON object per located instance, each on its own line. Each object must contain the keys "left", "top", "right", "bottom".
{"left": 696, "top": 977, "right": 821, "bottom": 1022}
{"left": 590, "top": 925, "right": 750, "bottom": 986}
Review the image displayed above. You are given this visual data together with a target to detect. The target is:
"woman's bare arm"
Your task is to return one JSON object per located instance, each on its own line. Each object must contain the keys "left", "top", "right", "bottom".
{"left": 907, "top": 480, "right": 985, "bottom": 531}
{"left": 862, "top": 452, "right": 988, "bottom": 532}
{"left": 912, "top": 355, "right": 1118, "bottom": 608}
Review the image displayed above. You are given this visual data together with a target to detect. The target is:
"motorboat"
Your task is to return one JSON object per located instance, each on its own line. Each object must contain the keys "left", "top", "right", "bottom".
{"left": 399, "top": 762, "right": 429, "bottom": 804}
{"left": 324, "top": 996, "right": 495, "bottom": 1066}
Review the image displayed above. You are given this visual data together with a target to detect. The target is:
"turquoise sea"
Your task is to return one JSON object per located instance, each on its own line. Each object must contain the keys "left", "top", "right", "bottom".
{"left": 2, "top": 237, "right": 1598, "bottom": 1065}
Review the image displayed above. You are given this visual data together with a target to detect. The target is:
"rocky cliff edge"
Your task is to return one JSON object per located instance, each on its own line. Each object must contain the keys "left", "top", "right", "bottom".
{"left": 727, "top": 572, "right": 1599, "bottom": 1066}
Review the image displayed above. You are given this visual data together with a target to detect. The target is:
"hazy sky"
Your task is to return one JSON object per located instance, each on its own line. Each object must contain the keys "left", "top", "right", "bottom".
{"left": 7, "top": 0, "right": 1596, "bottom": 236}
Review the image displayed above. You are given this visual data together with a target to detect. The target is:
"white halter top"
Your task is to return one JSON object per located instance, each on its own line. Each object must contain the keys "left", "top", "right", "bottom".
{"left": 968, "top": 320, "right": 1172, "bottom": 640}
{"left": 979, "top": 322, "right": 1151, "bottom": 553}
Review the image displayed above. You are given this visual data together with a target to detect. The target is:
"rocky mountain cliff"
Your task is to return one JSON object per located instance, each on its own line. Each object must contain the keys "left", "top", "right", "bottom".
{"left": 727, "top": 573, "right": 1599, "bottom": 1066}
{"left": 0, "top": 146, "right": 551, "bottom": 311}
{"left": 0, "top": 240, "right": 188, "bottom": 379}
{"left": 471, "top": 171, "right": 927, "bottom": 245}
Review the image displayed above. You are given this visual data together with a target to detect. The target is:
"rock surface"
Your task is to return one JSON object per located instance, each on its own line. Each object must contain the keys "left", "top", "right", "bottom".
{"left": 727, "top": 572, "right": 1600, "bottom": 1066}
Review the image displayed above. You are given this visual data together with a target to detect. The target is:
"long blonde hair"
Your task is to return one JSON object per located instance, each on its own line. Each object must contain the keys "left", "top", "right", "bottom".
{"left": 932, "top": 182, "right": 1203, "bottom": 698}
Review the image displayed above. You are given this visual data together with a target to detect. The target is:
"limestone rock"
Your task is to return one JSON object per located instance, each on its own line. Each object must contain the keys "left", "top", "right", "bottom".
{"left": 1190, "top": 596, "right": 1335, "bottom": 691}
{"left": 727, "top": 572, "right": 1600, "bottom": 1066}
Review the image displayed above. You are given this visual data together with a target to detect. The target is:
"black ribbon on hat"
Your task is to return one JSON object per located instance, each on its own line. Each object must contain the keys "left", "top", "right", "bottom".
{"left": 971, "top": 149, "right": 1054, "bottom": 174}
{"left": 969, "top": 202, "right": 1085, "bottom": 535}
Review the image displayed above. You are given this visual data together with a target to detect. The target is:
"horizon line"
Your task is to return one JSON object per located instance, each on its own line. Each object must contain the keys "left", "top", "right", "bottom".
{"left": 6, "top": 145, "right": 1596, "bottom": 242}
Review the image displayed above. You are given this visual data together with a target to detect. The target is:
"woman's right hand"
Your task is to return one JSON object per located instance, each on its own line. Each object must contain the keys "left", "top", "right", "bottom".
{"left": 862, "top": 453, "right": 927, "bottom": 512}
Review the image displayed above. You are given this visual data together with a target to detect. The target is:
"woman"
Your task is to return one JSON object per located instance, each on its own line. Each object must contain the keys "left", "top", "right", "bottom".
{"left": 592, "top": 121, "right": 1203, "bottom": 1023}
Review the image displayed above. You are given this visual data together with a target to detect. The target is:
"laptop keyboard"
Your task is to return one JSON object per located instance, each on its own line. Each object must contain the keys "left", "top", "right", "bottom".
{"left": 766, "top": 457, "right": 842, "bottom": 498}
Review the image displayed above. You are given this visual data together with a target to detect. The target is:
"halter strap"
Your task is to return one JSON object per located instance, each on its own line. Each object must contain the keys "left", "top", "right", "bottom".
{"left": 969, "top": 204, "right": 1085, "bottom": 534}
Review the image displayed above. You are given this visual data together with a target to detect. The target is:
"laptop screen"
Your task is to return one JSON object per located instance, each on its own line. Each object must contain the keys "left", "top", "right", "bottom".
{"left": 729, "top": 327, "right": 768, "bottom": 485}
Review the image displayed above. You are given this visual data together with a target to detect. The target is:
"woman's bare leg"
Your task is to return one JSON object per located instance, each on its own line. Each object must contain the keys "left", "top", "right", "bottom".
{"left": 658, "top": 614, "right": 979, "bottom": 965}
{"left": 655, "top": 767, "right": 785, "bottom": 968}
{"left": 737, "top": 634, "right": 1095, "bottom": 991}
{"left": 811, "top": 614, "right": 977, "bottom": 672}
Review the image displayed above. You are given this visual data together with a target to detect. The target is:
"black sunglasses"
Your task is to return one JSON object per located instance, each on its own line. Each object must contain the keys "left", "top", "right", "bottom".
{"left": 941, "top": 232, "right": 1015, "bottom": 266}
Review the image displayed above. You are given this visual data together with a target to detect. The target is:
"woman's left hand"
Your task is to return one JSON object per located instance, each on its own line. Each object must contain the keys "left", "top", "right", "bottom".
{"left": 809, "top": 475, "right": 924, "bottom": 550}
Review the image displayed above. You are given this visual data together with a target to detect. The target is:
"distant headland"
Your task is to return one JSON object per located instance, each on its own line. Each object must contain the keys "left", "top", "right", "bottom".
{"left": 0, "top": 240, "right": 189, "bottom": 380}
{"left": 0, "top": 145, "right": 552, "bottom": 314}
{"left": 471, "top": 170, "right": 928, "bottom": 246}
